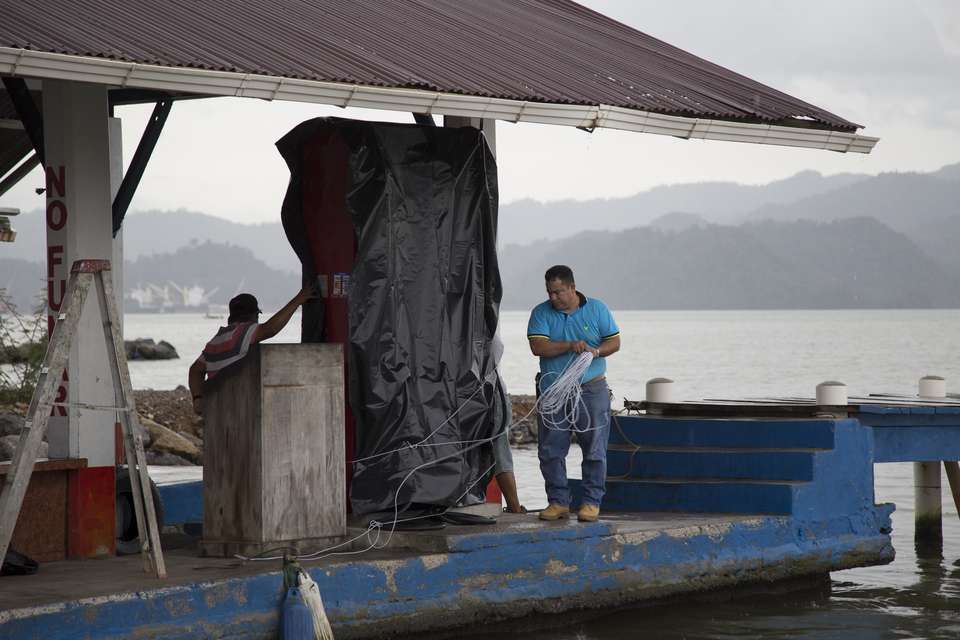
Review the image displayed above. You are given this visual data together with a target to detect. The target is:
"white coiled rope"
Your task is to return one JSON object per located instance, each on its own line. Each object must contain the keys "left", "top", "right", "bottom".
{"left": 537, "top": 351, "right": 605, "bottom": 433}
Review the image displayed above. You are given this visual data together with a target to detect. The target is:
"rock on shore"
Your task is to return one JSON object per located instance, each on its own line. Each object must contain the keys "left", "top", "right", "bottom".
{"left": 0, "top": 390, "right": 538, "bottom": 465}
{"left": 125, "top": 338, "right": 179, "bottom": 360}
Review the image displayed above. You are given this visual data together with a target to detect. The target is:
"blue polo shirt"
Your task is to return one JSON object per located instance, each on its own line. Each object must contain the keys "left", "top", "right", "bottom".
{"left": 527, "top": 292, "right": 620, "bottom": 390}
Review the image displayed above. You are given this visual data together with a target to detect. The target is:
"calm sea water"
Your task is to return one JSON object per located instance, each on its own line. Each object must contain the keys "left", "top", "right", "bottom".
{"left": 124, "top": 309, "right": 960, "bottom": 639}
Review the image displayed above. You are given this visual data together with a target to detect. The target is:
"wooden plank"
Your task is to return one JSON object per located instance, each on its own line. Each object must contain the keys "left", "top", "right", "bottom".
{"left": 945, "top": 462, "right": 960, "bottom": 522}
{"left": 637, "top": 401, "right": 849, "bottom": 419}
{"left": 7, "top": 468, "right": 69, "bottom": 562}
{"left": 0, "top": 271, "right": 92, "bottom": 568}
{"left": 261, "top": 345, "right": 344, "bottom": 543}
{"left": 0, "top": 458, "right": 87, "bottom": 475}
{"left": 260, "top": 343, "right": 342, "bottom": 387}
{"left": 97, "top": 269, "right": 166, "bottom": 578}
{"left": 864, "top": 394, "right": 960, "bottom": 406}
{"left": 201, "top": 344, "right": 346, "bottom": 556}
{"left": 201, "top": 347, "right": 263, "bottom": 550}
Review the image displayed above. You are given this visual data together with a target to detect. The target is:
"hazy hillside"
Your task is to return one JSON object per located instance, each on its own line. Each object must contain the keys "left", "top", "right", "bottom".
{"left": 4, "top": 162, "right": 958, "bottom": 311}
{"left": 746, "top": 169, "right": 960, "bottom": 275}
{"left": 2, "top": 208, "right": 297, "bottom": 273}
{"left": 648, "top": 212, "right": 709, "bottom": 232}
{"left": 0, "top": 258, "right": 43, "bottom": 312}
{"left": 498, "top": 170, "right": 869, "bottom": 245}
{"left": 499, "top": 218, "right": 960, "bottom": 310}
{"left": 746, "top": 169, "right": 960, "bottom": 231}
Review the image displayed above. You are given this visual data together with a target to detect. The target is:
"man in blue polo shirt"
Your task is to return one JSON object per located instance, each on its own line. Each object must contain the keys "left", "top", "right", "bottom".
{"left": 527, "top": 265, "right": 620, "bottom": 522}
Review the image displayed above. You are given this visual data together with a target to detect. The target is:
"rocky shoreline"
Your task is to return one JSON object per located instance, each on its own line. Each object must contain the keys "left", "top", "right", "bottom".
{"left": 1, "top": 390, "right": 539, "bottom": 465}
{"left": 0, "top": 338, "right": 179, "bottom": 365}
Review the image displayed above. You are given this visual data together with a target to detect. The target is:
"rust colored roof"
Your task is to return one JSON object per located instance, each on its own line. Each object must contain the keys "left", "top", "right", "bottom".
{"left": 0, "top": 0, "right": 860, "bottom": 132}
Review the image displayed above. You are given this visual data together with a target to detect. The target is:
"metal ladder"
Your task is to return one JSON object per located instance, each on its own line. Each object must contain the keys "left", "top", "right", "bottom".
{"left": 0, "top": 259, "right": 166, "bottom": 578}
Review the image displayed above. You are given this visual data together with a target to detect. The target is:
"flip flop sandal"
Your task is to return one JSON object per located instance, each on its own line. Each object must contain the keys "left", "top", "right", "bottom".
{"left": 440, "top": 512, "right": 496, "bottom": 526}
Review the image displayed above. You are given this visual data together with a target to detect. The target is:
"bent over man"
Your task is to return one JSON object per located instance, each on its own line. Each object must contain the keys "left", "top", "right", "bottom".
{"left": 188, "top": 286, "right": 314, "bottom": 413}
{"left": 527, "top": 265, "right": 620, "bottom": 522}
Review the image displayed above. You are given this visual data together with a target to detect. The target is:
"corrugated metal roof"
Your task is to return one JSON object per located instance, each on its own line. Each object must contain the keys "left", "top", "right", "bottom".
{"left": 0, "top": 0, "right": 860, "bottom": 132}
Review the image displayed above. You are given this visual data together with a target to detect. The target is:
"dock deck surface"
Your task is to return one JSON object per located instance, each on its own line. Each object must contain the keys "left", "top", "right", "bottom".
{"left": 0, "top": 512, "right": 748, "bottom": 611}
{"left": 0, "top": 507, "right": 892, "bottom": 639}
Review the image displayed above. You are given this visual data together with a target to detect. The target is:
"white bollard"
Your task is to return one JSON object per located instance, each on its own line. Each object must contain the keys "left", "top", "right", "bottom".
{"left": 645, "top": 378, "right": 675, "bottom": 403}
{"left": 919, "top": 375, "right": 946, "bottom": 399}
{"left": 915, "top": 376, "right": 945, "bottom": 548}
{"left": 815, "top": 381, "right": 847, "bottom": 405}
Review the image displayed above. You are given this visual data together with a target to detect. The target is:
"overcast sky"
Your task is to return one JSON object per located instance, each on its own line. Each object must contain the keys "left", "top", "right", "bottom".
{"left": 3, "top": 0, "right": 958, "bottom": 224}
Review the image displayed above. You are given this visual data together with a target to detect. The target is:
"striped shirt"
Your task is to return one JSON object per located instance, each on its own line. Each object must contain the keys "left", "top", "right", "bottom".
{"left": 200, "top": 322, "right": 260, "bottom": 379}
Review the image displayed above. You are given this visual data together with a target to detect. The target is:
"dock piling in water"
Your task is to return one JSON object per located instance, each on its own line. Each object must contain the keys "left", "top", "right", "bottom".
{"left": 944, "top": 461, "right": 960, "bottom": 523}
{"left": 914, "top": 376, "right": 947, "bottom": 548}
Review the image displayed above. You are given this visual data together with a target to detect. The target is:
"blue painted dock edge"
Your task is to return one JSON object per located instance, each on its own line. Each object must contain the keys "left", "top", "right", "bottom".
{"left": 0, "top": 510, "right": 893, "bottom": 640}
{"left": 1, "top": 414, "right": 898, "bottom": 639}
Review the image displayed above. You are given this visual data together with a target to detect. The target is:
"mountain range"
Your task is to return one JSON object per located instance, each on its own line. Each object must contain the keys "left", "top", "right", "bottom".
{"left": 1, "top": 161, "right": 957, "bottom": 311}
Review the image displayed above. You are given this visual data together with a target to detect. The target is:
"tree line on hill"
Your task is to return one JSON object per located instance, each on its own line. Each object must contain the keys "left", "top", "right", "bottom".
{"left": 1, "top": 161, "right": 957, "bottom": 311}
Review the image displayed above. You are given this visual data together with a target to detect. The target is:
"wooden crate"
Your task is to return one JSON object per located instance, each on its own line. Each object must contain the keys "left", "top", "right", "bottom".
{"left": 200, "top": 343, "right": 345, "bottom": 557}
{"left": 0, "top": 458, "right": 88, "bottom": 561}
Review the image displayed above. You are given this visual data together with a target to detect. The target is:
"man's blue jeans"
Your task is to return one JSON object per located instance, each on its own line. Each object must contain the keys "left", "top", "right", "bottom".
{"left": 538, "top": 377, "right": 611, "bottom": 507}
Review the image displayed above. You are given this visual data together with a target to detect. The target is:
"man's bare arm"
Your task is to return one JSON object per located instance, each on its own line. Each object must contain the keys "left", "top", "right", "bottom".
{"left": 256, "top": 286, "right": 313, "bottom": 342}
{"left": 188, "top": 358, "right": 206, "bottom": 414}
{"left": 529, "top": 338, "right": 573, "bottom": 357}
{"left": 598, "top": 335, "right": 620, "bottom": 358}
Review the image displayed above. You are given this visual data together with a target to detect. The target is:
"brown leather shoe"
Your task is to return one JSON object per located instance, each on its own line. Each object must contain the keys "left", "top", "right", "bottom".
{"left": 538, "top": 504, "right": 570, "bottom": 521}
{"left": 577, "top": 503, "right": 600, "bottom": 522}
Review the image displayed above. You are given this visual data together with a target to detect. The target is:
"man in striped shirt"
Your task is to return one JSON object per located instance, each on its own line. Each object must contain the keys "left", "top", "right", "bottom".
{"left": 188, "top": 286, "right": 314, "bottom": 414}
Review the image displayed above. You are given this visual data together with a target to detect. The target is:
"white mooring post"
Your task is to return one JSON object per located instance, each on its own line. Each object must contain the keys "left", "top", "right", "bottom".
{"left": 646, "top": 378, "right": 675, "bottom": 403}
{"left": 915, "top": 376, "right": 945, "bottom": 546}
{"left": 815, "top": 381, "right": 848, "bottom": 406}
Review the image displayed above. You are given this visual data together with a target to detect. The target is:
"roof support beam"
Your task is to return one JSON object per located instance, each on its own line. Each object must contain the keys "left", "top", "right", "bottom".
{"left": 0, "top": 152, "right": 40, "bottom": 198}
{"left": 112, "top": 96, "right": 172, "bottom": 235}
{"left": 412, "top": 113, "right": 436, "bottom": 126}
{"left": 1, "top": 76, "right": 44, "bottom": 165}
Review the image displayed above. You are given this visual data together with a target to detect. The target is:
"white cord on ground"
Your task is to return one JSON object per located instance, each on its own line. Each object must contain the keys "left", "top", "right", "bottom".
{"left": 234, "top": 348, "right": 607, "bottom": 563}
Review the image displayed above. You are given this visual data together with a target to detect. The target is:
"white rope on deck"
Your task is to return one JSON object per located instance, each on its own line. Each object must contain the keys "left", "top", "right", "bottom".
{"left": 235, "top": 350, "right": 605, "bottom": 563}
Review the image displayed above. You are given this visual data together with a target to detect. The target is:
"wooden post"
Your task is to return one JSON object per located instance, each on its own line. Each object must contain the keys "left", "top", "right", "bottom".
{"left": 914, "top": 462, "right": 942, "bottom": 547}
{"left": 915, "top": 376, "right": 946, "bottom": 550}
{"left": 944, "top": 461, "right": 960, "bottom": 520}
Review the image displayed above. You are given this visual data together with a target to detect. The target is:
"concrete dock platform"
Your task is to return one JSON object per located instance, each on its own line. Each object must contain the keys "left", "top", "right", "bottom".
{"left": 0, "top": 508, "right": 893, "bottom": 640}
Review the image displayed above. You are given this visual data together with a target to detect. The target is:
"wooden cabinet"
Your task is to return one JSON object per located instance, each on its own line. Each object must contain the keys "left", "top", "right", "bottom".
{"left": 200, "top": 344, "right": 345, "bottom": 557}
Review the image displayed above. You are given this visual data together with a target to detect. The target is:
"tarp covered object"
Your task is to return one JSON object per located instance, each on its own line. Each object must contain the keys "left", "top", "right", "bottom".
{"left": 277, "top": 118, "right": 508, "bottom": 515}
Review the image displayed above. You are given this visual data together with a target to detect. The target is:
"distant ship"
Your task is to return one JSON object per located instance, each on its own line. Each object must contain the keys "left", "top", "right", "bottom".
{"left": 126, "top": 281, "right": 220, "bottom": 313}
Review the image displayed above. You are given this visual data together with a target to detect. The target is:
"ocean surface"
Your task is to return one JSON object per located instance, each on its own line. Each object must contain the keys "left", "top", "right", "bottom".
{"left": 124, "top": 309, "right": 960, "bottom": 639}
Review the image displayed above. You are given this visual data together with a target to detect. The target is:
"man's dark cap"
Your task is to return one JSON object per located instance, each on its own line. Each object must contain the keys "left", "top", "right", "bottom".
{"left": 229, "top": 293, "right": 261, "bottom": 317}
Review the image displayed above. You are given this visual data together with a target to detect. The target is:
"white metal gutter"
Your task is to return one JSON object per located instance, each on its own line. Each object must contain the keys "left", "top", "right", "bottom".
{"left": 0, "top": 47, "right": 879, "bottom": 154}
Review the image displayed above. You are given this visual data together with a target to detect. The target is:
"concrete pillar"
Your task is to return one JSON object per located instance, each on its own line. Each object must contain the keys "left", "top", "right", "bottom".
{"left": 43, "top": 79, "right": 118, "bottom": 557}
{"left": 914, "top": 376, "right": 945, "bottom": 549}
{"left": 914, "top": 462, "right": 942, "bottom": 549}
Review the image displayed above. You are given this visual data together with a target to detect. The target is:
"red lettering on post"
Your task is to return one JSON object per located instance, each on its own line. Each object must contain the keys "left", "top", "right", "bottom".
{"left": 45, "top": 165, "right": 66, "bottom": 198}
{"left": 47, "top": 200, "right": 67, "bottom": 231}
{"left": 50, "top": 371, "right": 68, "bottom": 417}
{"left": 47, "top": 245, "right": 66, "bottom": 312}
